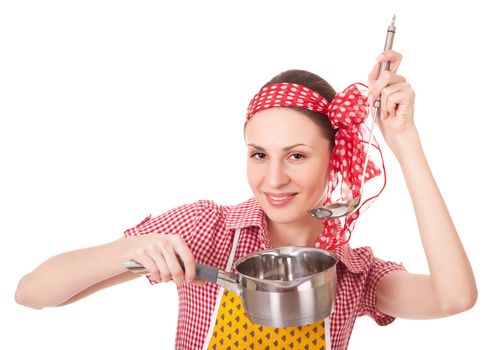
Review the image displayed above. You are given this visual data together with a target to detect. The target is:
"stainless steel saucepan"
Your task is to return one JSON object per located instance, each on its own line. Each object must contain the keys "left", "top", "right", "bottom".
{"left": 123, "top": 246, "right": 338, "bottom": 327}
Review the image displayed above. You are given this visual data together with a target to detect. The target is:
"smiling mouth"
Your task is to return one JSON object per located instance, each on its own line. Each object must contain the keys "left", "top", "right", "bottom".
{"left": 265, "top": 193, "right": 297, "bottom": 206}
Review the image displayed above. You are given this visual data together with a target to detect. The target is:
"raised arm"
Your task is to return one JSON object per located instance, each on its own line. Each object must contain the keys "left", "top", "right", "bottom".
{"left": 368, "top": 50, "right": 477, "bottom": 319}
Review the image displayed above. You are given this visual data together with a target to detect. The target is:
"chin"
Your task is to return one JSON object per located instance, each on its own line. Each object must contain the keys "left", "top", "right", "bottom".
{"left": 265, "top": 213, "right": 296, "bottom": 225}
{"left": 259, "top": 202, "right": 307, "bottom": 224}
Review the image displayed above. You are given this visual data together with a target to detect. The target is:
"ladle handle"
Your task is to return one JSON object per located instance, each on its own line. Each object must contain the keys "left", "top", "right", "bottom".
{"left": 361, "top": 16, "right": 396, "bottom": 191}
{"left": 122, "top": 258, "right": 219, "bottom": 284}
{"left": 374, "top": 15, "right": 396, "bottom": 109}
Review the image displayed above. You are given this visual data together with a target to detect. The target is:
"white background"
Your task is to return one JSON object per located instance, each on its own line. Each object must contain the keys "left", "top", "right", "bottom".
{"left": 1, "top": 0, "right": 492, "bottom": 349}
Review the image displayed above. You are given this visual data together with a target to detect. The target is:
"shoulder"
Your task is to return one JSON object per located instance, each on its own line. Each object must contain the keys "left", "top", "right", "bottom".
{"left": 171, "top": 197, "right": 257, "bottom": 216}
{"left": 124, "top": 198, "right": 257, "bottom": 237}
{"left": 191, "top": 197, "right": 263, "bottom": 225}
{"left": 334, "top": 244, "right": 375, "bottom": 273}
{"left": 335, "top": 244, "right": 404, "bottom": 275}
{"left": 188, "top": 198, "right": 259, "bottom": 222}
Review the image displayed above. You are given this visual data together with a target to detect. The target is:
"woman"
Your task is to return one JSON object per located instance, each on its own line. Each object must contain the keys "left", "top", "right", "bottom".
{"left": 16, "top": 50, "right": 477, "bottom": 349}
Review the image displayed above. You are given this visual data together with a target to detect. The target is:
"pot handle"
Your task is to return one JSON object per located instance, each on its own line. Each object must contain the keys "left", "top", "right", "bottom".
{"left": 122, "top": 258, "right": 239, "bottom": 294}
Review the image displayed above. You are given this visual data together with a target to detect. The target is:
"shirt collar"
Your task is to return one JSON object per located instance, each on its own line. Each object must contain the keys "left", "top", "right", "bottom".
{"left": 225, "top": 197, "right": 365, "bottom": 273}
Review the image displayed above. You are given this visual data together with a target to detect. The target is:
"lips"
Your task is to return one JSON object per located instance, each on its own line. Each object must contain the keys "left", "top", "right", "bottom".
{"left": 265, "top": 192, "right": 297, "bottom": 207}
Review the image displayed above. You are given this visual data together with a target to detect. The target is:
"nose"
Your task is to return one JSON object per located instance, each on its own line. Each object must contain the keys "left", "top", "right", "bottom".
{"left": 266, "top": 159, "right": 290, "bottom": 189}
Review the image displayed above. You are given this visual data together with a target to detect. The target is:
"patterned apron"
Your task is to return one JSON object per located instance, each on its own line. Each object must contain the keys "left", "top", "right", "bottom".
{"left": 203, "top": 228, "right": 331, "bottom": 349}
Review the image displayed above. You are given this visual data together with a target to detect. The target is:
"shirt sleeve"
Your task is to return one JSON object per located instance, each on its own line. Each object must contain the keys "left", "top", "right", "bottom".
{"left": 123, "top": 200, "right": 212, "bottom": 285}
{"left": 358, "top": 252, "right": 406, "bottom": 325}
{"left": 124, "top": 202, "right": 205, "bottom": 238}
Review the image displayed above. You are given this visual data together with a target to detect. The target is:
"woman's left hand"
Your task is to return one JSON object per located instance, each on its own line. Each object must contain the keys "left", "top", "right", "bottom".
{"left": 367, "top": 50, "right": 416, "bottom": 148}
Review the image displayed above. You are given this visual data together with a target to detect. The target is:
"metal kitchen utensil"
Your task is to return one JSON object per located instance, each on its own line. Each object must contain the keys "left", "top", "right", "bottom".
{"left": 308, "top": 14, "right": 396, "bottom": 220}
{"left": 123, "top": 246, "right": 338, "bottom": 327}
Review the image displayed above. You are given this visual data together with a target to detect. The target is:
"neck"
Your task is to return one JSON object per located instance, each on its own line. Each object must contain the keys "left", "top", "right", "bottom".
{"left": 267, "top": 215, "right": 324, "bottom": 248}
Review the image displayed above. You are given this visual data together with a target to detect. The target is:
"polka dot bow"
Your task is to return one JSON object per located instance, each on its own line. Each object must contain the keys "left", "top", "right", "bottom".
{"left": 245, "top": 82, "right": 387, "bottom": 250}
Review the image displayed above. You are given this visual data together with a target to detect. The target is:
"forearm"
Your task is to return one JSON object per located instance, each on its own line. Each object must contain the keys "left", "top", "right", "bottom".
{"left": 391, "top": 128, "right": 477, "bottom": 312}
{"left": 16, "top": 237, "right": 135, "bottom": 309}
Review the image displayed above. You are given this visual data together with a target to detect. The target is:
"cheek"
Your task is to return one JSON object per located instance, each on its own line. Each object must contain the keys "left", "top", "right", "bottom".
{"left": 246, "top": 161, "right": 260, "bottom": 187}
{"left": 303, "top": 160, "right": 329, "bottom": 191}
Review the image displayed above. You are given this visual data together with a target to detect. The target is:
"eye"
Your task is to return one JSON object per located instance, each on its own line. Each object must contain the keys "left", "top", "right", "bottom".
{"left": 251, "top": 152, "right": 266, "bottom": 160}
{"left": 290, "top": 153, "right": 304, "bottom": 160}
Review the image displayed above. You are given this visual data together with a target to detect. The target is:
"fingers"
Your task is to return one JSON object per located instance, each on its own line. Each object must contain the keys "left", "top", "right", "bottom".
{"left": 191, "top": 279, "right": 207, "bottom": 286}
{"left": 134, "top": 248, "right": 165, "bottom": 283}
{"left": 129, "top": 234, "right": 198, "bottom": 287}
{"left": 160, "top": 234, "right": 193, "bottom": 285}
{"left": 367, "top": 50, "right": 409, "bottom": 120}
{"left": 384, "top": 87, "right": 414, "bottom": 120}
{"left": 368, "top": 71, "right": 406, "bottom": 105}
{"left": 367, "top": 50, "right": 416, "bottom": 128}
{"left": 159, "top": 246, "right": 184, "bottom": 285}
{"left": 377, "top": 50, "right": 402, "bottom": 73}
{"left": 368, "top": 50, "right": 402, "bottom": 81}
{"left": 381, "top": 50, "right": 402, "bottom": 72}
{"left": 146, "top": 246, "right": 172, "bottom": 282}
{"left": 173, "top": 238, "right": 197, "bottom": 283}
{"left": 379, "top": 82, "right": 408, "bottom": 119}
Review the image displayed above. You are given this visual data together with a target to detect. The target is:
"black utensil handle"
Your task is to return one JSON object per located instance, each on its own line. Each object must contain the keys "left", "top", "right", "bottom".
{"left": 176, "top": 256, "right": 218, "bottom": 283}
{"left": 195, "top": 263, "right": 219, "bottom": 284}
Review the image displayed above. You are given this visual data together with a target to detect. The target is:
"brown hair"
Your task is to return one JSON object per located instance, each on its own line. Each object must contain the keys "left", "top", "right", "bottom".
{"left": 261, "top": 69, "right": 337, "bottom": 150}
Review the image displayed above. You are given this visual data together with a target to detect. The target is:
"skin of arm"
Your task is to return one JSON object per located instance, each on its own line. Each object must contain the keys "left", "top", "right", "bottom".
{"left": 15, "top": 237, "right": 139, "bottom": 309}
{"left": 16, "top": 232, "right": 198, "bottom": 309}
{"left": 376, "top": 127, "right": 477, "bottom": 318}
{"left": 369, "top": 51, "right": 478, "bottom": 319}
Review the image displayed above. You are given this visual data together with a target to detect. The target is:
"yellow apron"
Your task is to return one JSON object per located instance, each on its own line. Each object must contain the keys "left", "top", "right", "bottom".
{"left": 203, "top": 229, "right": 331, "bottom": 349}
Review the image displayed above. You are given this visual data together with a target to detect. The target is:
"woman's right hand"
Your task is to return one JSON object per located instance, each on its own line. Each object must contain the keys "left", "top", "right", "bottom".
{"left": 126, "top": 233, "right": 204, "bottom": 286}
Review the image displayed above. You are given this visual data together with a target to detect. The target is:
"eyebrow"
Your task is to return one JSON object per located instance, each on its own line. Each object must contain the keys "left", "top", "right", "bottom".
{"left": 247, "top": 143, "right": 314, "bottom": 151}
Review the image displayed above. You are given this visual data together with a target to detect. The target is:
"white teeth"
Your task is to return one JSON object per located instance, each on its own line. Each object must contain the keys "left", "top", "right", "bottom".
{"left": 268, "top": 195, "right": 291, "bottom": 200}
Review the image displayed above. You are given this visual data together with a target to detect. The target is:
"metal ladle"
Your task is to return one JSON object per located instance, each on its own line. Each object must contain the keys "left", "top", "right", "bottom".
{"left": 308, "top": 14, "right": 396, "bottom": 221}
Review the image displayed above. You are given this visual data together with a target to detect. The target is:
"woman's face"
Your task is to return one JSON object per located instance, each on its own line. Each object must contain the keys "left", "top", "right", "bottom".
{"left": 244, "top": 107, "right": 331, "bottom": 225}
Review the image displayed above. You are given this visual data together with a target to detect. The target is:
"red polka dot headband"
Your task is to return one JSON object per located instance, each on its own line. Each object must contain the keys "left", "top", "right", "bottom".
{"left": 245, "top": 82, "right": 387, "bottom": 250}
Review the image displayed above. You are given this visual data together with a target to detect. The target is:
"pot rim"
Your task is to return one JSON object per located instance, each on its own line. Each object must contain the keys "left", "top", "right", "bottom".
{"left": 233, "top": 246, "right": 339, "bottom": 285}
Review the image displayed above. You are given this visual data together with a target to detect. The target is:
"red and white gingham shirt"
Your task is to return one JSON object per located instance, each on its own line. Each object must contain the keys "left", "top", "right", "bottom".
{"left": 124, "top": 197, "right": 405, "bottom": 350}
